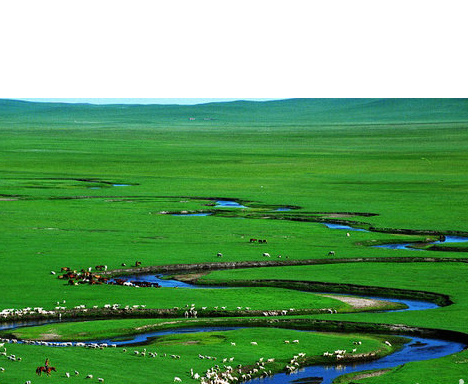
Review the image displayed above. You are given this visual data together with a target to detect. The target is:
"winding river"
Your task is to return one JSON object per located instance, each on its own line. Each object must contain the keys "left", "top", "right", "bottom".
{"left": 2, "top": 202, "right": 467, "bottom": 383}
{"left": 1, "top": 276, "right": 465, "bottom": 384}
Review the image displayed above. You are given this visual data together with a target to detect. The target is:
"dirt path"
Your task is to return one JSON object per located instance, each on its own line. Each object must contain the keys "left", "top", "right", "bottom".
{"left": 320, "top": 294, "right": 393, "bottom": 309}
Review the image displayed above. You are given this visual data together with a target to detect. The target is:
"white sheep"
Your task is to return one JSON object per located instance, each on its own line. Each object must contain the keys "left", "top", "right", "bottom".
{"left": 174, "top": 377, "right": 182, "bottom": 382}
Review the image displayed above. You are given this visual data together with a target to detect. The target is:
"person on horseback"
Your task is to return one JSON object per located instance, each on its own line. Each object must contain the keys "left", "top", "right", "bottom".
{"left": 44, "top": 358, "right": 49, "bottom": 370}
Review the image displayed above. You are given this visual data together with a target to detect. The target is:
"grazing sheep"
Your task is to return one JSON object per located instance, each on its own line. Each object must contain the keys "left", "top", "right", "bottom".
{"left": 217, "top": 253, "right": 223, "bottom": 257}
{"left": 98, "top": 378, "right": 104, "bottom": 382}
{"left": 174, "top": 377, "right": 182, "bottom": 382}
{"left": 86, "top": 374, "right": 93, "bottom": 379}
{"left": 328, "top": 251, "right": 335, "bottom": 256}
{"left": 250, "top": 342, "right": 258, "bottom": 345}
{"left": 66, "top": 372, "right": 70, "bottom": 378}
{"left": 75, "top": 370, "right": 79, "bottom": 375}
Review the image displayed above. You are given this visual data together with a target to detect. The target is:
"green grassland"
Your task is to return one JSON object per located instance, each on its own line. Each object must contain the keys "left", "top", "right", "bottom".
{"left": 1, "top": 328, "right": 397, "bottom": 384}
{"left": 1, "top": 98, "right": 468, "bottom": 383}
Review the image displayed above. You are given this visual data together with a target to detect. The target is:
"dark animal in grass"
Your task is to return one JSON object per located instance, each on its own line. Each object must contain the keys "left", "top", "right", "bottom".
{"left": 36, "top": 366, "right": 56, "bottom": 376}
{"left": 135, "top": 261, "right": 142, "bottom": 267}
{"left": 328, "top": 251, "right": 335, "bottom": 256}
{"left": 250, "top": 238, "right": 257, "bottom": 243}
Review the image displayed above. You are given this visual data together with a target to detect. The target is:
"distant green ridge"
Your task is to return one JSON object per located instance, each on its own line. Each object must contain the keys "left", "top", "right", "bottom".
{"left": 1, "top": 98, "right": 467, "bottom": 126}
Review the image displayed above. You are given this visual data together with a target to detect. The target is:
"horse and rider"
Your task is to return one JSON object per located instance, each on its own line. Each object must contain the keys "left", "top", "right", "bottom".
{"left": 36, "top": 358, "right": 56, "bottom": 376}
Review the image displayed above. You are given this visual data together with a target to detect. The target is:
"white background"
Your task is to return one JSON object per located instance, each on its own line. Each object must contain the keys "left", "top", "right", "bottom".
{"left": 1, "top": 0, "right": 467, "bottom": 98}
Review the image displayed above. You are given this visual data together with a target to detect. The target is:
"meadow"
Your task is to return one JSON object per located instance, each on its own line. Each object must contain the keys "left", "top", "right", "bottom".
{"left": 1, "top": 98, "right": 468, "bottom": 383}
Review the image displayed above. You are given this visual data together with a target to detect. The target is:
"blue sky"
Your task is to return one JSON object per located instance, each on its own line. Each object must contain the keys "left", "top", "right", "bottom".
{"left": 16, "top": 98, "right": 282, "bottom": 105}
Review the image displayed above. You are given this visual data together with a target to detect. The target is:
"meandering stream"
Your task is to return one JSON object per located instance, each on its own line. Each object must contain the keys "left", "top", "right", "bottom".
{"left": 2, "top": 200, "right": 467, "bottom": 383}
{"left": 1, "top": 276, "right": 464, "bottom": 384}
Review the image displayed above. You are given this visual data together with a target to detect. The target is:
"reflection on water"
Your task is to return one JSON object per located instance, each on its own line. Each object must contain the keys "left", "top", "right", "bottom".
{"left": 246, "top": 335, "right": 466, "bottom": 384}
{"left": 374, "top": 235, "right": 468, "bottom": 251}
{"left": 323, "top": 222, "right": 468, "bottom": 250}
{"left": 215, "top": 200, "right": 248, "bottom": 208}
{"left": 323, "top": 223, "right": 368, "bottom": 232}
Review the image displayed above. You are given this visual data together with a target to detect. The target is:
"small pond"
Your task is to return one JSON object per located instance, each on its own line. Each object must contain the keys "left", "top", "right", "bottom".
{"left": 215, "top": 200, "right": 248, "bottom": 208}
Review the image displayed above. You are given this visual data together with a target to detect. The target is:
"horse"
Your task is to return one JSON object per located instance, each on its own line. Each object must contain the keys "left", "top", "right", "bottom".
{"left": 36, "top": 366, "right": 56, "bottom": 376}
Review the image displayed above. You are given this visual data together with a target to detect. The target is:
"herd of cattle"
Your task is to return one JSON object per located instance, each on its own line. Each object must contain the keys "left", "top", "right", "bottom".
{"left": 57, "top": 267, "right": 109, "bottom": 286}
{"left": 56, "top": 261, "right": 159, "bottom": 288}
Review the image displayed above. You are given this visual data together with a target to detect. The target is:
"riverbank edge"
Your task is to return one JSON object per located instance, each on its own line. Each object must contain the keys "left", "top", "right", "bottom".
{"left": 3, "top": 317, "right": 467, "bottom": 361}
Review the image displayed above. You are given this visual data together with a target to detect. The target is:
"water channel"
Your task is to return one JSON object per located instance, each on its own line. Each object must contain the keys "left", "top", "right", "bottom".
{"left": 1, "top": 274, "right": 465, "bottom": 384}
{"left": 2, "top": 203, "right": 467, "bottom": 382}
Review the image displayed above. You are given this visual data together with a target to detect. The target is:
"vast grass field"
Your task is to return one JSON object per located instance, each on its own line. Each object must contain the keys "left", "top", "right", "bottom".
{"left": 1, "top": 98, "right": 468, "bottom": 383}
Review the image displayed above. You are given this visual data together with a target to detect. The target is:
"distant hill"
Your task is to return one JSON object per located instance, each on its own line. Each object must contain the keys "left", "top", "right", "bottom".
{"left": 1, "top": 98, "right": 467, "bottom": 127}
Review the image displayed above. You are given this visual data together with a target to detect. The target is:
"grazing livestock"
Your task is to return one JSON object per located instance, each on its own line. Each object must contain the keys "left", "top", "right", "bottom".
{"left": 174, "top": 377, "right": 182, "bottom": 382}
{"left": 217, "top": 253, "right": 223, "bottom": 257}
{"left": 328, "top": 251, "right": 335, "bottom": 256}
{"left": 250, "top": 238, "right": 257, "bottom": 243}
{"left": 262, "top": 253, "right": 270, "bottom": 257}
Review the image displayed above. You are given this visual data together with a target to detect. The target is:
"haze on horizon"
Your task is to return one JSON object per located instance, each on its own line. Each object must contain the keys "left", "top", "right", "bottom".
{"left": 14, "top": 98, "right": 283, "bottom": 106}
